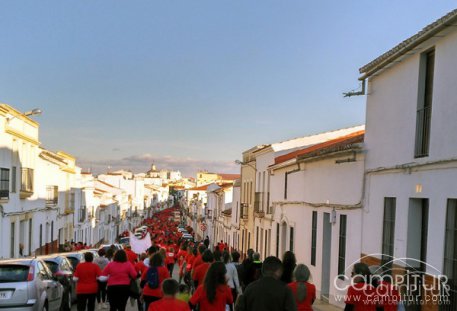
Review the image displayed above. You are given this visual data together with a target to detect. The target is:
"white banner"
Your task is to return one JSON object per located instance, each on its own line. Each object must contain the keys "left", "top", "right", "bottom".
{"left": 129, "top": 231, "right": 152, "bottom": 254}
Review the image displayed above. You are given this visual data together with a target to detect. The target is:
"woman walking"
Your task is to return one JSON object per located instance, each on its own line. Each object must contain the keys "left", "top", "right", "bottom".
{"left": 94, "top": 248, "right": 110, "bottom": 309}
{"left": 102, "top": 250, "right": 138, "bottom": 311}
{"left": 74, "top": 252, "right": 102, "bottom": 311}
{"left": 281, "top": 251, "right": 297, "bottom": 284}
{"left": 141, "top": 252, "right": 170, "bottom": 310}
{"left": 287, "top": 264, "right": 316, "bottom": 311}
{"left": 222, "top": 251, "right": 241, "bottom": 310}
{"left": 189, "top": 261, "right": 233, "bottom": 311}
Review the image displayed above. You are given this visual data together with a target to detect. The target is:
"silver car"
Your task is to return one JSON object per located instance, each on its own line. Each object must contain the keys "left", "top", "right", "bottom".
{"left": 0, "top": 258, "right": 63, "bottom": 311}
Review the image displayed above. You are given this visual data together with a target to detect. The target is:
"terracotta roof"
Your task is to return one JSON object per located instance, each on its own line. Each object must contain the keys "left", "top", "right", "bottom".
{"left": 187, "top": 185, "right": 210, "bottom": 191}
{"left": 359, "top": 9, "right": 457, "bottom": 78}
{"left": 218, "top": 174, "right": 241, "bottom": 180}
{"left": 274, "top": 130, "right": 365, "bottom": 165}
{"left": 97, "top": 179, "right": 118, "bottom": 189}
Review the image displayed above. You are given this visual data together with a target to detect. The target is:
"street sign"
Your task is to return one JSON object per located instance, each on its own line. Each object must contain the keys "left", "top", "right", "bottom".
{"left": 200, "top": 222, "right": 207, "bottom": 232}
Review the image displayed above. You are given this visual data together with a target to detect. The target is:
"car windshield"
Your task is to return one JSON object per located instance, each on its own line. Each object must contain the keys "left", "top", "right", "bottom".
{"left": 44, "top": 261, "right": 59, "bottom": 273}
{"left": 0, "top": 265, "right": 29, "bottom": 283}
{"left": 66, "top": 257, "right": 79, "bottom": 270}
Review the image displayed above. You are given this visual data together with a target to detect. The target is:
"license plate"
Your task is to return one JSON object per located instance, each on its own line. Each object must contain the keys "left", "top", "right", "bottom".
{"left": 0, "top": 291, "right": 12, "bottom": 300}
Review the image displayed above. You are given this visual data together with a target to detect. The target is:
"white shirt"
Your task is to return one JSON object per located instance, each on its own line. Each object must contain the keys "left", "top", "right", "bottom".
{"left": 225, "top": 262, "right": 242, "bottom": 294}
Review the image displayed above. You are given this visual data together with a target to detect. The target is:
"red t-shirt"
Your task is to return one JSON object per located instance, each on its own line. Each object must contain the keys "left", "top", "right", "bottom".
{"left": 142, "top": 266, "right": 170, "bottom": 298}
{"left": 185, "top": 254, "right": 195, "bottom": 271}
{"left": 287, "top": 282, "right": 316, "bottom": 311}
{"left": 166, "top": 252, "right": 175, "bottom": 265}
{"left": 345, "top": 282, "right": 377, "bottom": 311}
{"left": 148, "top": 297, "right": 190, "bottom": 311}
{"left": 74, "top": 262, "right": 102, "bottom": 294}
{"left": 125, "top": 249, "right": 138, "bottom": 264}
{"left": 189, "top": 284, "right": 233, "bottom": 311}
{"left": 192, "top": 255, "right": 203, "bottom": 271}
{"left": 135, "top": 260, "right": 148, "bottom": 276}
{"left": 192, "top": 263, "right": 210, "bottom": 285}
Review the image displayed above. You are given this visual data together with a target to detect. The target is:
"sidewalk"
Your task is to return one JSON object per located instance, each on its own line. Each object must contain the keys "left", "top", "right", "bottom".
{"left": 313, "top": 299, "right": 343, "bottom": 311}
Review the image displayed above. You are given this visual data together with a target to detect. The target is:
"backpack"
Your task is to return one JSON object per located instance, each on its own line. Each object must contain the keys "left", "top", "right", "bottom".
{"left": 146, "top": 266, "right": 159, "bottom": 289}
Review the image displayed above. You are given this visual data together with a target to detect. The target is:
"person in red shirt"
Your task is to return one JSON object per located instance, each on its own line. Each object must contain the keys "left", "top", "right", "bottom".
{"left": 141, "top": 252, "right": 171, "bottom": 310}
{"left": 135, "top": 253, "right": 149, "bottom": 276}
{"left": 190, "top": 261, "right": 233, "bottom": 311}
{"left": 74, "top": 252, "right": 102, "bottom": 311}
{"left": 192, "top": 245, "right": 207, "bottom": 271}
{"left": 166, "top": 246, "right": 176, "bottom": 276}
{"left": 125, "top": 245, "right": 138, "bottom": 264}
{"left": 101, "top": 250, "right": 138, "bottom": 311}
{"left": 287, "top": 264, "right": 316, "bottom": 311}
{"left": 345, "top": 263, "right": 377, "bottom": 311}
{"left": 192, "top": 250, "right": 214, "bottom": 288}
{"left": 148, "top": 278, "right": 190, "bottom": 311}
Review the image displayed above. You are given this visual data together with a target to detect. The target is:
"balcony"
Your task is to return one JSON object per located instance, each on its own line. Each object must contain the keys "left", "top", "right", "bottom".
{"left": 254, "top": 192, "right": 264, "bottom": 218}
{"left": 240, "top": 203, "right": 249, "bottom": 221}
{"left": 46, "top": 186, "right": 58, "bottom": 207}
{"left": 20, "top": 168, "right": 34, "bottom": 199}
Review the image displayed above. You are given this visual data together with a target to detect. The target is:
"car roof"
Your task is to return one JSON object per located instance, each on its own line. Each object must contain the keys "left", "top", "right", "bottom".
{"left": 0, "top": 258, "right": 36, "bottom": 265}
{"left": 37, "top": 255, "right": 64, "bottom": 263}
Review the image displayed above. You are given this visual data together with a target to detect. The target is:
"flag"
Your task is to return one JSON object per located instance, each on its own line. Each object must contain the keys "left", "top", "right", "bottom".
{"left": 129, "top": 231, "right": 152, "bottom": 254}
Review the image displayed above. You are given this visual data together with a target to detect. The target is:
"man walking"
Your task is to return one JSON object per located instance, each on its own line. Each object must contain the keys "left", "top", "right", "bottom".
{"left": 235, "top": 256, "right": 296, "bottom": 311}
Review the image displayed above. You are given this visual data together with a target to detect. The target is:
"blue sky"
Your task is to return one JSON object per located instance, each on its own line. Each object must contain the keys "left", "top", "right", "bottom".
{"left": 0, "top": 1, "right": 455, "bottom": 176}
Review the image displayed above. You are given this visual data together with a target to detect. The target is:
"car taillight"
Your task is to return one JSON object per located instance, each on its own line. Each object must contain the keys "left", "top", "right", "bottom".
{"left": 27, "top": 265, "right": 35, "bottom": 281}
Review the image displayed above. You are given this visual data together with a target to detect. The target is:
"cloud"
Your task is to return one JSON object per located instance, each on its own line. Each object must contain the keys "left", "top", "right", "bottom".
{"left": 78, "top": 153, "right": 239, "bottom": 177}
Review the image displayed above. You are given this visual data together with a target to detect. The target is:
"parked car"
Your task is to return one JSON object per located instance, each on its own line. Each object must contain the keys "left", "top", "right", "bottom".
{"left": 0, "top": 258, "right": 63, "bottom": 311}
{"left": 39, "top": 255, "right": 76, "bottom": 310}
{"left": 98, "top": 244, "right": 123, "bottom": 255}
{"left": 119, "top": 237, "right": 129, "bottom": 245}
{"left": 60, "top": 253, "right": 83, "bottom": 271}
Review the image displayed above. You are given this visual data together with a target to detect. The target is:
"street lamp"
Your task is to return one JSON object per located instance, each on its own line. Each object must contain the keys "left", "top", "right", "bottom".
{"left": 234, "top": 159, "right": 257, "bottom": 171}
{"left": 7, "top": 108, "right": 42, "bottom": 123}
{"left": 24, "top": 109, "right": 42, "bottom": 117}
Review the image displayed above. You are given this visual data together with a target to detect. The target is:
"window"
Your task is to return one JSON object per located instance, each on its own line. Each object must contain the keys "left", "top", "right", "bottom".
{"left": 338, "top": 215, "right": 347, "bottom": 279}
{"left": 290, "top": 227, "right": 294, "bottom": 252}
{"left": 444, "top": 199, "right": 457, "bottom": 278}
{"left": 415, "top": 48, "right": 435, "bottom": 158}
{"left": 79, "top": 206, "right": 87, "bottom": 222}
{"left": 382, "top": 198, "right": 396, "bottom": 268}
{"left": 11, "top": 167, "right": 16, "bottom": 193}
{"left": 10, "top": 222, "right": 15, "bottom": 258}
{"left": 276, "top": 223, "right": 280, "bottom": 257}
{"left": 39, "top": 224, "right": 42, "bottom": 249}
{"left": 28, "top": 219, "right": 32, "bottom": 255}
{"left": 311, "top": 211, "right": 317, "bottom": 266}
{"left": 46, "top": 186, "right": 58, "bottom": 206}
{"left": 20, "top": 168, "right": 34, "bottom": 192}
{"left": 284, "top": 173, "right": 288, "bottom": 200}
{"left": 256, "top": 226, "right": 259, "bottom": 252}
{"left": 0, "top": 168, "right": 9, "bottom": 199}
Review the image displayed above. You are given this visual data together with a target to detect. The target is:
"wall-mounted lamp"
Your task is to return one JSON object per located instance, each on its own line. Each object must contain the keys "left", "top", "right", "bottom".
{"left": 234, "top": 160, "right": 257, "bottom": 171}
{"left": 7, "top": 108, "right": 42, "bottom": 123}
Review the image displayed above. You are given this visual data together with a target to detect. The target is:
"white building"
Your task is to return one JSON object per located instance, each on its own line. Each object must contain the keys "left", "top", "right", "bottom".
{"left": 354, "top": 9, "right": 457, "bottom": 311}
{"left": 269, "top": 130, "right": 365, "bottom": 306}
{"left": 206, "top": 183, "right": 234, "bottom": 247}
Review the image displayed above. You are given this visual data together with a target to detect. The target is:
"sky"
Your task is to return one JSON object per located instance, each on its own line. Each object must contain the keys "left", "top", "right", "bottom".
{"left": 0, "top": 1, "right": 455, "bottom": 176}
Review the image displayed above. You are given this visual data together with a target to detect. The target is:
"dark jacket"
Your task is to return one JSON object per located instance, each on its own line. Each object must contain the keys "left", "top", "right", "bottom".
{"left": 235, "top": 276, "right": 297, "bottom": 311}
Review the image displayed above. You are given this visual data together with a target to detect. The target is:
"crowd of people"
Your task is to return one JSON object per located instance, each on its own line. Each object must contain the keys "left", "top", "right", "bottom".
{"left": 70, "top": 206, "right": 400, "bottom": 311}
